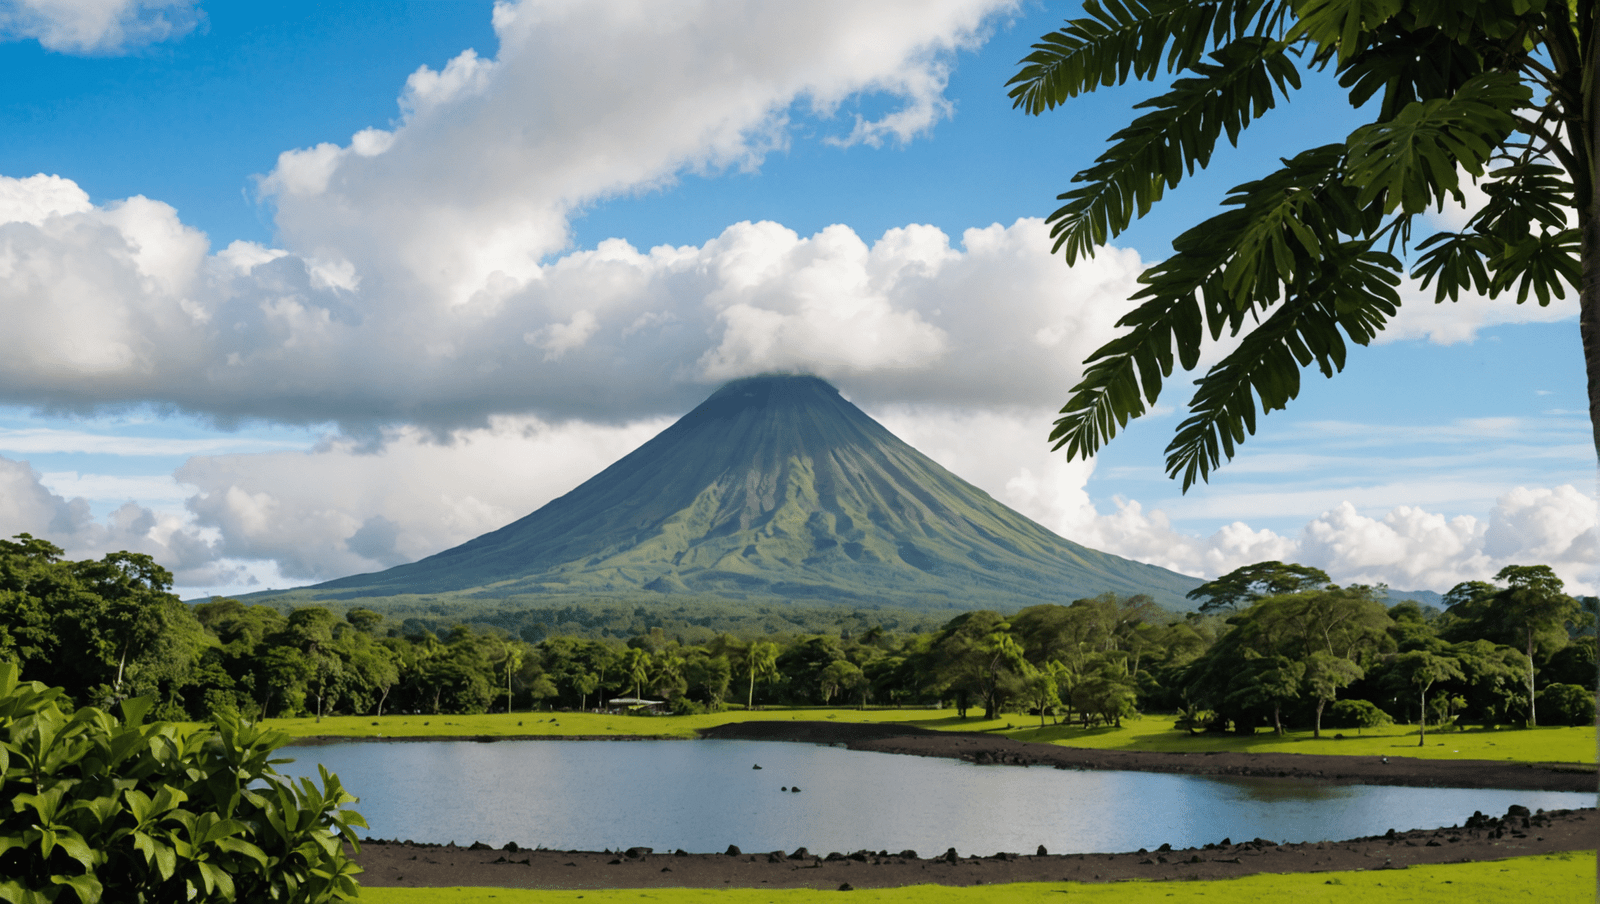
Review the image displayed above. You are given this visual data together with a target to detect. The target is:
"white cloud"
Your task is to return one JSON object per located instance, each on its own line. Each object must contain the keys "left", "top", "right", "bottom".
{"left": 0, "top": 453, "right": 236, "bottom": 587}
{"left": 1075, "top": 488, "right": 1598, "bottom": 597}
{"left": 175, "top": 414, "right": 671, "bottom": 581}
{"left": 0, "top": 174, "right": 1149, "bottom": 428}
{"left": 0, "top": 0, "right": 201, "bottom": 53}
{"left": 1379, "top": 272, "right": 1578, "bottom": 346}
{"left": 261, "top": 0, "right": 1010, "bottom": 307}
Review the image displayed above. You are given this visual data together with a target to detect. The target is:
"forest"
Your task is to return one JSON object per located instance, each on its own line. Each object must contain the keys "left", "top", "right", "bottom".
{"left": 2, "top": 534, "right": 1594, "bottom": 736}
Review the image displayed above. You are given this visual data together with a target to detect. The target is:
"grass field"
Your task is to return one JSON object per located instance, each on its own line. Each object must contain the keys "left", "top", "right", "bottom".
{"left": 272, "top": 707, "right": 1598, "bottom": 765}
{"left": 356, "top": 851, "right": 1595, "bottom": 903}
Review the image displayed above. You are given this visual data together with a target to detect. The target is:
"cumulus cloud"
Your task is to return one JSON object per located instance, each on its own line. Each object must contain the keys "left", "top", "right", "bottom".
{"left": 174, "top": 414, "right": 670, "bottom": 581}
{"left": 1047, "top": 485, "right": 1598, "bottom": 597}
{"left": 0, "top": 453, "right": 242, "bottom": 587}
{"left": 0, "top": 177, "right": 1150, "bottom": 428}
{"left": 0, "top": 0, "right": 200, "bottom": 53}
{"left": 261, "top": 0, "right": 1007, "bottom": 307}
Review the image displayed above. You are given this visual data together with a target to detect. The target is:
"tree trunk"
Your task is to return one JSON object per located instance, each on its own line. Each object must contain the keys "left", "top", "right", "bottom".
{"left": 1526, "top": 629, "right": 1538, "bottom": 727}
{"left": 114, "top": 642, "right": 130, "bottom": 696}
{"left": 1418, "top": 685, "right": 1427, "bottom": 747}
{"left": 376, "top": 684, "right": 390, "bottom": 717}
{"left": 1314, "top": 698, "right": 1324, "bottom": 739}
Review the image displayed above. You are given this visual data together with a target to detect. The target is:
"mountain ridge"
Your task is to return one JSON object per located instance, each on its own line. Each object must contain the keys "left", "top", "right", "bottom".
{"left": 263, "top": 374, "right": 1204, "bottom": 610}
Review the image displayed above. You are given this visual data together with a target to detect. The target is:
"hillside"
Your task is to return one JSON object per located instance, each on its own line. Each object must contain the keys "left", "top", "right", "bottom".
{"left": 260, "top": 374, "right": 1203, "bottom": 611}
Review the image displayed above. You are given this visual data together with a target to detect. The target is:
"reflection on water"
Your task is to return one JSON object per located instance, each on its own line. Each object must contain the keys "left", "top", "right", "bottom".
{"left": 1206, "top": 776, "right": 1352, "bottom": 802}
{"left": 276, "top": 739, "right": 1590, "bottom": 855}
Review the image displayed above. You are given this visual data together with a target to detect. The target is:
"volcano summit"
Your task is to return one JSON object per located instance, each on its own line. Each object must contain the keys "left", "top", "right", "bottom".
{"left": 292, "top": 375, "right": 1200, "bottom": 610}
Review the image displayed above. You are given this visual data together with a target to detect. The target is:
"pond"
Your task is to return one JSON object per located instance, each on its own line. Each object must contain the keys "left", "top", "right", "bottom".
{"left": 276, "top": 739, "right": 1590, "bottom": 856}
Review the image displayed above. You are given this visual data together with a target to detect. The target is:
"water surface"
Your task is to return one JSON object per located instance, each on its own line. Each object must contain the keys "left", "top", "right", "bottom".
{"left": 277, "top": 739, "right": 1590, "bottom": 855}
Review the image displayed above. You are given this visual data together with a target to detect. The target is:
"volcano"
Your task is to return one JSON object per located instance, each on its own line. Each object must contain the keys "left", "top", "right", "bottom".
{"left": 298, "top": 374, "right": 1201, "bottom": 610}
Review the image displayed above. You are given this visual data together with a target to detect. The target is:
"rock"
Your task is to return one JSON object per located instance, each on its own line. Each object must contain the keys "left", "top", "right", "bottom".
{"left": 502, "top": 842, "right": 519, "bottom": 853}
{"left": 767, "top": 852, "right": 786, "bottom": 863}
{"left": 899, "top": 850, "right": 918, "bottom": 860}
{"left": 824, "top": 852, "right": 846, "bottom": 862}
{"left": 1036, "top": 845, "right": 1047, "bottom": 856}
{"left": 942, "top": 847, "right": 959, "bottom": 863}
{"left": 1505, "top": 804, "right": 1532, "bottom": 819}
{"left": 789, "top": 847, "right": 810, "bottom": 860}
{"left": 1157, "top": 843, "right": 1171, "bottom": 852}
{"left": 849, "top": 850, "right": 870, "bottom": 862}
{"left": 790, "top": 786, "right": 802, "bottom": 793}
{"left": 674, "top": 849, "right": 688, "bottom": 857}
{"left": 838, "top": 883, "right": 854, "bottom": 891}
{"left": 468, "top": 842, "right": 492, "bottom": 851}
{"left": 725, "top": 845, "right": 742, "bottom": 856}
{"left": 625, "top": 847, "right": 652, "bottom": 859}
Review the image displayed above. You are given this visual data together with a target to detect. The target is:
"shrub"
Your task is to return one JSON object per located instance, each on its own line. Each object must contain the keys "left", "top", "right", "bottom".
{"left": 0, "top": 662, "right": 365, "bottom": 903}
{"left": 669, "top": 697, "right": 708, "bottom": 716}
{"left": 1326, "top": 699, "right": 1394, "bottom": 734}
{"left": 1536, "top": 683, "right": 1597, "bottom": 727}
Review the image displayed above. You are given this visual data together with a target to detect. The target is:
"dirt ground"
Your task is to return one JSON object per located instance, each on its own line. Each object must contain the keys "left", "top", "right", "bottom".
{"left": 353, "top": 720, "right": 1598, "bottom": 890}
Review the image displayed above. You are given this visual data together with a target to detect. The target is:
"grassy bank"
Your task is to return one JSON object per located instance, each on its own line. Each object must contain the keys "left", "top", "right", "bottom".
{"left": 357, "top": 851, "right": 1593, "bottom": 903}
{"left": 273, "top": 707, "right": 1597, "bottom": 765}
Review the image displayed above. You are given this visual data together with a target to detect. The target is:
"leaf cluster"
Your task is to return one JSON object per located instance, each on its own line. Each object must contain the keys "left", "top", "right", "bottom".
{"left": 1015, "top": 0, "right": 1591, "bottom": 487}
{"left": 0, "top": 663, "right": 365, "bottom": 903}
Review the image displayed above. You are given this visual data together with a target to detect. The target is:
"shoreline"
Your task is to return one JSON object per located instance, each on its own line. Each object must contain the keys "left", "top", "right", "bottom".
{"left": 339, "top": 720, "right": 1597, "bottom": 889}
{"left": 293, "top": 719, "right": 1597, "bottom": 792}
{"left": 699, "top": 720, "right": 1597, "bottom": 792}
{"left": 354, "top": 807, "right": 1598, "bottom": 889}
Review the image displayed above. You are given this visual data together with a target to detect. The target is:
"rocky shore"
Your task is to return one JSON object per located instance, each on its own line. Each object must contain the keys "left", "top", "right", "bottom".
{"left": 353, "top": 720, "right": 1597, "bottom": 888}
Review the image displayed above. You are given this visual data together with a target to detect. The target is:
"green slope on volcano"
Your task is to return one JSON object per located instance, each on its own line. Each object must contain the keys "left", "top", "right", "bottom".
{"left": 294, "top": 374, "right": 1201, "bottom": 610}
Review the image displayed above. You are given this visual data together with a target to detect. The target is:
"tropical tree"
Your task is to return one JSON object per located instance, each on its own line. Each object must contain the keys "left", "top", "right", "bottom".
{"left": 1010, "top": 1, "right": 1600, "bottom": 484}
{"left": 1303, "top": 649, "right": 1363, "bottom": 738}
{"left": 622, "top": 648, "right": 651, "bottom": 701}
{"left": 742, "top": 641, "right": 778, "bottom": 709}
{"left": 1186, "top": 561, "right": 1330, "bottom": 613}
{"left": 1486, "top": 564, "right": 1580, "bottom": 725}
{"left": 1393, "top": 650, "right": 1465, "bottom": 746}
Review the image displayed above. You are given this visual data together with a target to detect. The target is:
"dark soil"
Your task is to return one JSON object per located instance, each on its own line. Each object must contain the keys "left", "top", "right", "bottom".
{"left": 352, "top": 720, "right": 1599, "bottom": 889}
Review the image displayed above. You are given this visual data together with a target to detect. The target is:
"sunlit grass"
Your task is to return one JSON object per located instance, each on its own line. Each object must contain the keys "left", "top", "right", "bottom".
{"left": 356, "top": 851, "right": 1595, "bottom": 903}
{"left": 271, "top": 707, "right": 1597, "bottom": 765}
{"left": 998, "top": 713, "right": 1598, "bottom": 765}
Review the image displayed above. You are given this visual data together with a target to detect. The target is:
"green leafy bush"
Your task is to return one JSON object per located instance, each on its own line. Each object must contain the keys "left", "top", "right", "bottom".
{"left": 1327, "top": 699, "right": 1395, "bottom": 734}
{"left": 1535, "top": 683, "right": 1597, "bottom": 727}
{"left": 0, "top": 662, "right": 365, "bottom": 903}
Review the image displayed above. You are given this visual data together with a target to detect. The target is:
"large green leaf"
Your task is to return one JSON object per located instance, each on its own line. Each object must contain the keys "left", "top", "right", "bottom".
{"left": 1046, "top": 36, "right": 1302, "bottom": 262}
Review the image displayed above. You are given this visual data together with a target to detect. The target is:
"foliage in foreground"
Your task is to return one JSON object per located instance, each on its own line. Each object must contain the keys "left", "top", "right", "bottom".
{"left": 354, "top": 850, "right": 1595, "bottom": 903}
{"left": 0, "top": 662, "right": 364, "bottom": 903}
{"left": 1014, "top": 1, "right": 1599, "bottom": 489}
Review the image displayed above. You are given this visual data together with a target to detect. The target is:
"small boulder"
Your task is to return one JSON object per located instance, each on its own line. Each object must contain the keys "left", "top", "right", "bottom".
{"left": 789, "top": 847, "right": 810, "bottom": 860}
{"left": 625, "top": 847, "right": 652, "bottom": 859}
{"left": 1036, "top": 845, "right": 1047, "bottom": 856}
{"left": 725, "top": 845, "right": 742, "bottom": 856}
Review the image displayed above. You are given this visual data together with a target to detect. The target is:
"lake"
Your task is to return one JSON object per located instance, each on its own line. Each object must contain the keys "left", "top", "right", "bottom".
{"left": 277, "top": 739, "right": 1591, "bottom": 856}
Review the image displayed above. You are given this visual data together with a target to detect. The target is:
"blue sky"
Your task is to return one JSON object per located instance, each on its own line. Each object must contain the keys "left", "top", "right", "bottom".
{"left": 0, "top": 0, "right": 1591, "bottom": 598}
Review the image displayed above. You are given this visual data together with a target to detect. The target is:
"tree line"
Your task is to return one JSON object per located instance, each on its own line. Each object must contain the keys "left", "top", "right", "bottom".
{"left": 1, "top": 534, "right": 1592, "bottom": 736}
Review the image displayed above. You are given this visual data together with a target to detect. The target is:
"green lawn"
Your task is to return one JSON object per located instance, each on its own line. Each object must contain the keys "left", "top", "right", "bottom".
{"left": 273, "top": 707, "right": 1597, "bottom": 765}
{"left": 357, "top": 851, "right": 1594, "bottom": 903}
